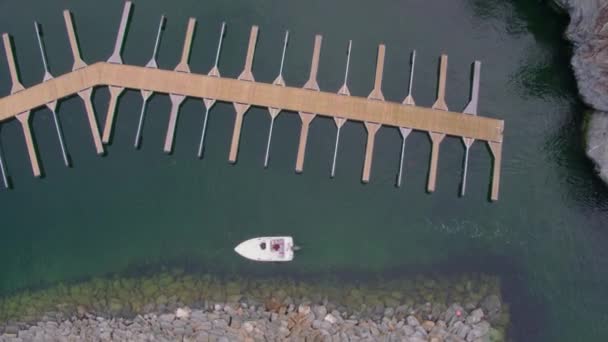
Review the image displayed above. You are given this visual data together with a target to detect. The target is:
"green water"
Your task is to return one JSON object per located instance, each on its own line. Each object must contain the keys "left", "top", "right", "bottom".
{"left": 1, "top": 0, "right": 607, "bottom": 340}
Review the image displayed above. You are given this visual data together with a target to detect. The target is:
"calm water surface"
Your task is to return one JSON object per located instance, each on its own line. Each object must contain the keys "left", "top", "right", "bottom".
{"left": 1, "top": 0, "right": 607, "bottom": 340}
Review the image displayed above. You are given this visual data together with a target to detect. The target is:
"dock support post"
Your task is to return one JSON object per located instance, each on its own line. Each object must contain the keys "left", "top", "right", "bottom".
{"left": 134, "top": 15, "right": 165, "bottom": 149}
{"left": 63, "top": 10, "right": 104, "bottom": 155}
{"left": 397, "top": 50, "right": 416, "bottom": 187}
{"left": 228, "top": 26, "right": 258, "bottom": 163}
{"left": 461, "top": 61, "right": 481, "bottom": 196}
{"left": 264, "top": 30, "right": 289, "bottom": 168}
{"left": 426, "top": 54, "right": 449, "bottom": 192}
{"left": 3, "top": 33, "right": 41, "bottom": 177}
{"left": 198, "top": 22, "right": 226, "bottom": 159}
{"left": 331, "top": 40, "right": 352, "bottom": 178}
{"left": 488, "top": 141, "right": 502, "bottom": 201}
{"left": 362, "top": 44, "right": 386, "bottom": 183}
{"left": 295, "top": 34, "right": 322, "bottom": 173}
{"left": 102, "top": 1, "right": 132, "bottom": 144}
{"left": 164, "top": 18, "right": 196, "bottom": 154}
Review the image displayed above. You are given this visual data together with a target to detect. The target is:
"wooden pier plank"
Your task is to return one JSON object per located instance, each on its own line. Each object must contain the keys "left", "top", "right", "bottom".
{"left": 362, "top": 122, "right": 380, "bottom": 183}
{"left": 0, "top": 59, "right": 503, "bottom": 199}
{"left": 488, "top": 141, "right": 502, "bottom": 201}
{"left": 229, "top": 26, "right": 258, "bottom": 163}
{"left": 3, "top": 34, "right": 40, "bottom": 176}
{"left": 102, "top": 85, "right": 124, "bottom": 143}
{"left": 175, "top": 18, "right": 196, "bottom": 73}
{"left": 2, "top": 34, "right": 24, "bottom": 94}
{"left": 78, "top": 88, "right": 105, "bottom": 154}
{"left": 63, "top": 10, "right": 87, "bottom": 70}
{"left": 295, "top": 35, "right": 322, "bottom": 172}
{"left": 295, "top": 113, "right": 314, "bottom": 173}
{"left": 426, "top": 132, "right": 445, "bottom": 193}
{"left": 432, "top": 54, "right": 448, "bottom": 111}
{"left": 362, "top": 44, "right": 386, "bottom": 182}
{"left": 16, "top": 112, "right": 40, "bottom": 177}
{"left": 0, "top": 63, "right": 504, "bottom": 143}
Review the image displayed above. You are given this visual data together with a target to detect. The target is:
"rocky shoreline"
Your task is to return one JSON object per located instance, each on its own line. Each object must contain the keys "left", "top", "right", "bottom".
{"left": 553, "top": 0, "right": 608, "bottom": 183}
{"left": 0, "top": 271, "right": 509, "bottom": 341}
{"left": 0, "top": 302, "right": 503, "bottom": 341}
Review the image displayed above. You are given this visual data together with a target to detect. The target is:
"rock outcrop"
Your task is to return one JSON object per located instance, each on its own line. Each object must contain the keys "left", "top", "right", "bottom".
{"left": 554, "top": 0, "right": 608, "bottom": 183}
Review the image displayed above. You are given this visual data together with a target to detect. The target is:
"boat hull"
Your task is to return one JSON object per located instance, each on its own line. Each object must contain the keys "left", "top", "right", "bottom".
{"left": 234, "top": 236, "right": 294, "bottom": 262}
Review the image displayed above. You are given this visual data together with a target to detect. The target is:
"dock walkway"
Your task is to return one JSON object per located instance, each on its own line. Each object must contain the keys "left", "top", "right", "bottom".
{"left": 0, "top": 2, "right": 504, "bottom": 200}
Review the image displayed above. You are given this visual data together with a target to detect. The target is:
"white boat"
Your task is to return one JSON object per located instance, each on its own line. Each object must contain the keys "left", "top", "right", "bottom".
{"left": 234, "top": 236, "right": 295, "bottom": 262}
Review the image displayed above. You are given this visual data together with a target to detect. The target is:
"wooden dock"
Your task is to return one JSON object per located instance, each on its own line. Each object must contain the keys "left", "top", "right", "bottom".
{"left": 0, "top": 2, "right": 504, "bottom": 200}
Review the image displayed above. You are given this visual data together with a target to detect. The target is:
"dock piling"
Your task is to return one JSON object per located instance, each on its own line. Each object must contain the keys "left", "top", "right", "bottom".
{"left": 461, "top": 61, "right": 481, "bottom": 196}
{"left": 102, "top": 1, "right": 132, "bottom": 144}
{"left": 362, "top": 44, "right": 386, "bottom": 183}
{"left": 164, "top": 18, "right": 196, "bottom": 153}
{"left": 134, "top": 15, "right": 165, "bottom": 148}
{"left": 198, "top": 22, "right": 226, "bottom": 159}
{"left": 331, "top": 40, "right": 351, "bottom": 178}
{"left": 34, "top": 22, "right": 70, "bottom": 167}
{"left": 295, "top": 34, "right": 322, "bottom": 173}
{"left": 229, "top": 26, "right": 258, "bottom": 163}
{"left": 264, "top": 30, "right": 289, "bottom": 168}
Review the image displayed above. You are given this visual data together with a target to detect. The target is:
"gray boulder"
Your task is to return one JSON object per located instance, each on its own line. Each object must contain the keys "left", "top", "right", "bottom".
{"left": 467, "top": 321, "right": 491, "bottom": 341}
